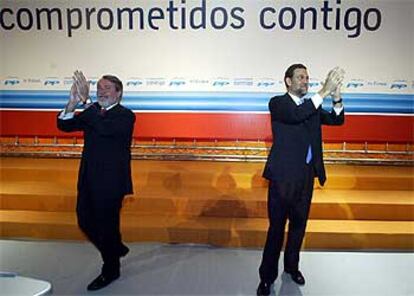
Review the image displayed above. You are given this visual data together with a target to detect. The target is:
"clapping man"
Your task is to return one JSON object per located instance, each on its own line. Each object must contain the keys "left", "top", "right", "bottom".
{"left": 57, "top": 71, "right": 135, "bottom": 291}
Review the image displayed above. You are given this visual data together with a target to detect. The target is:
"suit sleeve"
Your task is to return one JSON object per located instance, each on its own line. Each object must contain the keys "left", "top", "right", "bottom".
{"left": 57, "top": 113, "right": 84, "bottom": 132}
{"left": 270, "top": 96, "right": 317, "bottom": 124}
{"left": 320, "top": 108, "right": 345, "bottom": 126}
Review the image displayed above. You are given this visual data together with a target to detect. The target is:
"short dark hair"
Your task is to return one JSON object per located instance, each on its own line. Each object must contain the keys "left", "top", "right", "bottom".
{"left": 284, "top": 64, "right": 307, "bottom": 88}
{"left": 102, "top": 75, "right": 123, "bottom": 99}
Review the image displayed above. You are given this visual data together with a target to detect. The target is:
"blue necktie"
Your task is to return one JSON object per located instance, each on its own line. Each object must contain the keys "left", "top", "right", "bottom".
{"left": 299, "top": 97, "right": 313, "bottom": 164}
{"left": 306, "top": 145, "right": 312, "bottom": 164}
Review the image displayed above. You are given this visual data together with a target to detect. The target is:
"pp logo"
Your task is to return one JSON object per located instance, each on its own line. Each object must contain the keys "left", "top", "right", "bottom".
{"left": 126, "top": 80, "right": 143, "bottom": 87}
{"left": 4, "top": 79, "right": 20, "bottom": 86}
{"left": 308, "top": 81, "right": 320, "bottom": 88}
{"left": 213, "top": 81, "right": 230, "bottom": 87}
{"left": 390, "top": 82, "right": 407, "bottom": 89}
{"left": 169, "top": 80, "right": 186, "bottom": 87}
{"left": 346, "top": 82, "right": 364, "bottom": 88}
{"left": 44, "top": 79, "right": 60, "bottom": 86}
{"left": 257, "top": 82, "right": 275, "bottom": 87}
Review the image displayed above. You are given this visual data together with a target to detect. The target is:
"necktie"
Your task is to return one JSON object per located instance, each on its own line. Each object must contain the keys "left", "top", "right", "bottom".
{"left": 299, "top": 97, "right": 312, "bottom": 164}
{"left": 100, "top": 108, "right": 106, "bottom": 116}
{"left": 306, "top": 145, "right": 312, "bottom": 164}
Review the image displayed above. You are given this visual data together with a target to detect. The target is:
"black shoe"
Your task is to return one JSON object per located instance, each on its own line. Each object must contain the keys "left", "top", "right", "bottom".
{"left": 256, "top": 281, "right": 272, "bottom": 296}
{"left": 87, "top": 273, "right": 120, "bottom": 291}
{"left": 119, "top": 244, "right": 129, "bottom": 257}
{"left": 285, "top": 270, "right": 305, "bottom": 285}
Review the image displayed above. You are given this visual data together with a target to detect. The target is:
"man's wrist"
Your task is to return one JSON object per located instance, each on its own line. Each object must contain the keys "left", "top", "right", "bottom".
{"left": 65, "top": 102, "right": 77, "bottom": 113}
{"left": 65, "top": 107, "right": 75, "bottom": 114}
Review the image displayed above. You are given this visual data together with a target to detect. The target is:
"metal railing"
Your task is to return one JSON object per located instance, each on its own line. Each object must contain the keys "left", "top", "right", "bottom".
{"left": 1, "top": 136, "right": 413, "bottom": 166}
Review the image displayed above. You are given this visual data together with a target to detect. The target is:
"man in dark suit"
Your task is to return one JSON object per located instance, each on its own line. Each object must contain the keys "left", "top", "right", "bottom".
{"left": 57, "top": 71, "right": 135, "bottom": 291}
{"left": 257, "top": 64, "right": 345, "bottom": 296}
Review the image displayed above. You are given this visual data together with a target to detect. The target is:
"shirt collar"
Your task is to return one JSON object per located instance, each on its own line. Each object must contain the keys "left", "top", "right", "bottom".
{"left": 102, "top": 102, "right": 119, "bottom": 111}
{"left": 288, "top": 92, "right": 308, "bottom": 106}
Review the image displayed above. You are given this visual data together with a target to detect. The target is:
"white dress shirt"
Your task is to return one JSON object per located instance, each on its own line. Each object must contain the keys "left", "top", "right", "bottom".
{"left": 58, "top": 102, "right": 119, "bottom": 120}
{"left": 288, "top": 92, "right": 343, "bottom": 115}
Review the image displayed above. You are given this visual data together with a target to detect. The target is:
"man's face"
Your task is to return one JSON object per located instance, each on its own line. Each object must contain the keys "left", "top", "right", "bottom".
{"left": 97, "top": 78, "right": 120, "bottom": 108}
{"left": 286, "top": 68, "right": 309, "bottom": 97}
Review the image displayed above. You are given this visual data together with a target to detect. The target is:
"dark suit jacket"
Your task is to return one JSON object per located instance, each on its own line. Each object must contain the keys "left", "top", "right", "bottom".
{"left": 263, "top": 93, "right": 344, "bottom": 186}
{"left": 57, "top": 102, "right": 135, "bottom": 198}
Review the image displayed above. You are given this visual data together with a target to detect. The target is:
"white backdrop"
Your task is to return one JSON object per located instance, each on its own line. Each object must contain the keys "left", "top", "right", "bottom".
{"left": 1, "top": 0, "right": 413, "bottom": 93}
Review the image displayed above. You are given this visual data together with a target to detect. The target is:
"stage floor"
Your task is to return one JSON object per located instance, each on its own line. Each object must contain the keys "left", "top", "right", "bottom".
{"left": 0, "top": 239, "right": 413, "bottom": 296}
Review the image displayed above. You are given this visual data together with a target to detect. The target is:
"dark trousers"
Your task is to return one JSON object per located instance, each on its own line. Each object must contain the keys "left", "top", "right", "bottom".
{"left": 76, "top": 188, "right": 124, "bottom": 276}
{"left": 259, "top": 164, "right": 315, "bottom": 283}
